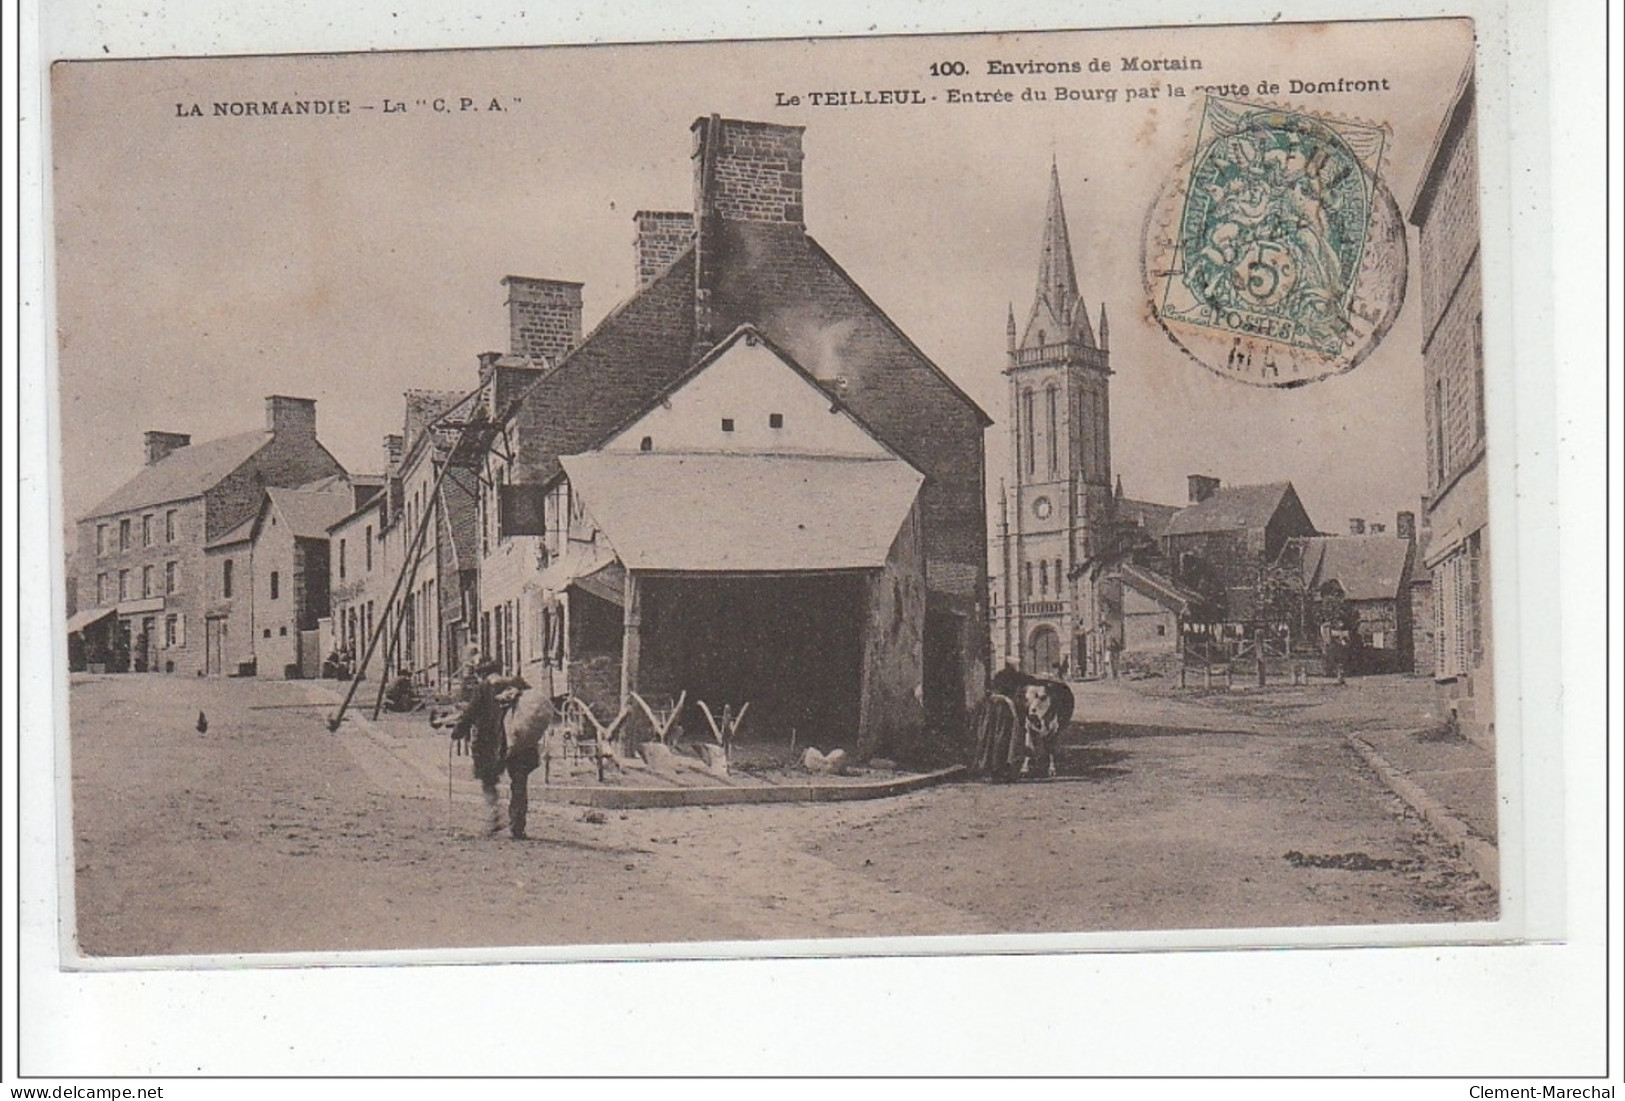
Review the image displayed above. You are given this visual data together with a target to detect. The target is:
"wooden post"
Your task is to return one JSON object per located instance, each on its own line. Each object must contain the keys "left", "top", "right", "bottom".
{"left": 1255, "top": 630, "right": 1267, "bottom": 687}
{"left": 620, "top": 571, "right": 642, "bottom": 712}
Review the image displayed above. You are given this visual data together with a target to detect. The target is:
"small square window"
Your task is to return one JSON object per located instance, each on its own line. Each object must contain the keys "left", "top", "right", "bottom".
{"left": 279, "top": 626, "right": 288, "bottom": 636}
{"left": 263, "top": 628, "right": 272, "bottom": 639}
{"left": 640, "top": 436, "right": 653, "bottom": 452}
{"left": 769, "top": 413, "right": 784, "bottom": 429}
{"left": 720, "top": 418, "right": 734, "bottom": 432}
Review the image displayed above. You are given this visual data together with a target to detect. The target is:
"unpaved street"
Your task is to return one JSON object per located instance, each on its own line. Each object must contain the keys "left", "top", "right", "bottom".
{"left": 67, "top": 673, "right": 1494, "bottom": 957}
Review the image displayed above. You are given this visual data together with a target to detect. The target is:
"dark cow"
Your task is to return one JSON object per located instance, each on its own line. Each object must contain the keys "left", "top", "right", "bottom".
{"left": 971, "top": 665, "right": 1076, "bottom": 780}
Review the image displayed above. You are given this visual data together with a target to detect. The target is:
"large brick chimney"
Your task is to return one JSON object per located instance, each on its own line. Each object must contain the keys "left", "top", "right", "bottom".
{"left": 478, "top": 354, "right": 547, "bottom": 414}
{"left": 691, "top": 115, "right": 806, "bottom": 228}
{"left": 143, "top": 430, "right": 191, "bottom": 465}
{"left": 692, "top": 116, "right": 806, "bottom": 350}
{"left": 265, "top": 395, "right": 316, "bottom": 440}
{"left": 383, "top": 433, "right": 404, "bottom": 474}
{"left": 634, "top": 210, "right": 695, "bottom": 288}
{"left": 1187, "top": 474, "right": 1220, "bottom": 503}
{"left": 502, "top": 276, "right": 582, "bottom": 364}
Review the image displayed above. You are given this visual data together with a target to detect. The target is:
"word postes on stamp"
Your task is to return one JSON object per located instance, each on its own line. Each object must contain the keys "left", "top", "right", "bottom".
{"left": 1145, "top": 96, "right": 1407, "bottom": 388}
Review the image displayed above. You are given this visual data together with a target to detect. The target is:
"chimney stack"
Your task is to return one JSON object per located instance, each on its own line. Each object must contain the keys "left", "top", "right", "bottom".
{"left": 1396, "top": 511, "right": 1417, "bottom": 541}
{"left": 265, "top": 395, "right": 316, "bottom": 439}
{"left": 143, "top": 430, "right": 191, "bottom": 466}
{"left": 1348, "top": 518, "right": 1366, "bottom": 535}
{"left": 502, "top": 275, "right": 583, "bottom": 364}
{"left": 1187, "top": 474, "right": 1220, "bottom": 503}
{"left": 691, "top": 115, "right": 806, "bottom": 228}
{"left": 634, "top": 210, "right": 695, "bottom": 288}
{"left": 383, "top": 433, "right": 404, "bottom": 474}
{"left": 478, "top": 354, "right": 547, "bottom": 416}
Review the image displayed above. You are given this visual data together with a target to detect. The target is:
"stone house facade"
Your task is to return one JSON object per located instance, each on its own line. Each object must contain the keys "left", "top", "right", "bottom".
{"left": 1412, "top": 70, "right": 1492, "bottom": 744}
{"left": 70, "top": 396, "right": 346, "bottom": 676}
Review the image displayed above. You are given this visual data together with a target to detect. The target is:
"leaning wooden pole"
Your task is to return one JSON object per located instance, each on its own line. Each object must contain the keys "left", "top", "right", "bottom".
{"left": 327, "top": 393, "right": 486, "bottom": 733}
{"left": 371, "top": 515, "right": 430, "bottom": 720}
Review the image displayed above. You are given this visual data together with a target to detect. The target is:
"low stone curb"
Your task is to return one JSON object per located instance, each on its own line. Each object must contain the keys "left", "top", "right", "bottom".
{"left": 1347, "top": 735, "right": 1499, "bottom": 892}
{"left": 536, "top": 765, "right": 967, "bottom": 809}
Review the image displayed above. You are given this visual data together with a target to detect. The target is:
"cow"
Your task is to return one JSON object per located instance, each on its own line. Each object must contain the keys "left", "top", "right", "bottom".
{"left": 972, "top": 664, "right": 1075, "bottom": 781}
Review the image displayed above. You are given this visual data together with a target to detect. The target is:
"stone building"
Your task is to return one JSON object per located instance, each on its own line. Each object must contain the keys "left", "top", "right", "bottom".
{"left": 474, "top": 115, "right": 991, "bottom": 760}
{"left": 1287, "top": 522, "right": 1418, "bottom": 675}
{"left": 199, "top": 478, "right": 355, "bottom": 678}
{"left": 67, "top": 395, "right": 346, "bottom": 675}
{"left": 1411, "top": 69, "right": 1491, "bottom": 743}
{"left": 1161, "top": 477, "right": 1319, "bottom": 624}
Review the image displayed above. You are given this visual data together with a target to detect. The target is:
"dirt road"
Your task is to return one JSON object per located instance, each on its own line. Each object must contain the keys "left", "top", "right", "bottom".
{"left": 66, "top": 674, "right": 1494, "bottom": 958}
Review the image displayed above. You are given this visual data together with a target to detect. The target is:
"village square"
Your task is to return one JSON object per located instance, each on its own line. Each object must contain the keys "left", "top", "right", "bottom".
{"left": 56, "top": 38, "right": 1498, "bottom": 954}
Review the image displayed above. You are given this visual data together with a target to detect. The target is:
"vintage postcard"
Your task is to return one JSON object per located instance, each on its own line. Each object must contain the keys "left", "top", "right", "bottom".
{"left": 47, "top": 17, "right": 1522, "bottom": 970}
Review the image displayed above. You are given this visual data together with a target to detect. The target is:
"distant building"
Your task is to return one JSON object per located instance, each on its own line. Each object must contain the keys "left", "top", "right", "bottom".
{"left": 68, "top": 396, "right": 346, "bottom": 675}
{"left": 1162, "top": 477, "right": 1319, "bottom": 624}
{"left": 1411, "top": 69, "right": 1490, "bottom": 742}
{"left": 201, "top": 479, "right": 356, "bottom": 678}
{"left": 327, "top": 457, "right": 393, "bottom": 677}
{"left": 1287, "top": 524, "right": 1418, "bottom": 674}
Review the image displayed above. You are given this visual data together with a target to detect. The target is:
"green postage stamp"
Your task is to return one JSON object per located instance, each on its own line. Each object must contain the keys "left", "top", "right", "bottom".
{"left": 1148, "top": 97, "right": 1406, "bottom": 386}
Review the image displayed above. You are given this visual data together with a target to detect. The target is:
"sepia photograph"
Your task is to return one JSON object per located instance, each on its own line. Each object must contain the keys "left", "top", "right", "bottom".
{"left": 44, "top": 18, "right": 1516, "bottom": 963}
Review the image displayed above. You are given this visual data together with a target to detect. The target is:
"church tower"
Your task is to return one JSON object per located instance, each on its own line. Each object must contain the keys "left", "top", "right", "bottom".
{"left": 996, "top": 162, "right": 1114, "bottom": 676}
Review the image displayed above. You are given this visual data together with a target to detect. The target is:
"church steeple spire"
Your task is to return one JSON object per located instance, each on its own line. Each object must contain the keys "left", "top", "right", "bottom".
{"left": 1036, "top": 158, "right": 1079, "bottom": 318}
{"left": 1020, "top": 160, "right": 1091, "bottom": 351}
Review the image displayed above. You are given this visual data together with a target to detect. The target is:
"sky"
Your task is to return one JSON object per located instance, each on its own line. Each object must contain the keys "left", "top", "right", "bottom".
{"left": 49, "top": 19, "right": 1477, "bottom": 542}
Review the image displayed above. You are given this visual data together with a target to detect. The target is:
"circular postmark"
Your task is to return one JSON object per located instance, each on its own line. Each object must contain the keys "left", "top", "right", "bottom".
{"left": 1143, "top": 97, "right": 1407, "bottom": 388}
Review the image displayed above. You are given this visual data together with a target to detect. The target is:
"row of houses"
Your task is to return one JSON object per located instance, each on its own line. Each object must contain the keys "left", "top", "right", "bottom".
{"left": 67, "top": 114, "right": 993, "bottom": 763}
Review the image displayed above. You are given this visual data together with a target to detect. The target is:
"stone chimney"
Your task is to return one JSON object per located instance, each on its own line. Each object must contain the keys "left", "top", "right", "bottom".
{"left": 1396, "top": 511, "right": 1417, "bottom": 541}
{"left": 691, "top": 115, "right": 806, "bottom": 228}
{"left": 502, "top": 275, "right": 583, "bottom": 363}
{"left": 1187, "top": 474, "right": 1220, "bottom": 504}
{"left": 143, "top": 430, "right": 191, "bottom": 465}
{"left": 478, "top": 355, "right": 547, "bottom": 415}
{"left": 265, "top": 395, "right": 316, "bottom": 440}
{"left": 634, "top": 210, "right": 695, "bottom": 288}
{"left": 1348, "top": 518, "right": 1366, "bottom": 535}
{"left": 383, "top": 433, "right": 404, "bottom": 474}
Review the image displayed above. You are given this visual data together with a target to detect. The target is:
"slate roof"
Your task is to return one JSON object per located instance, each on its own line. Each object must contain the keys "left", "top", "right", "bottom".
{"left": 559, "top": 452, "right": 923, "bottom": 573}
{"left": 506, "top": 249, "right": 699, "bottom": 485}
{"left": 504, "top": 221, "right": 990, "bottom": 487}
{"left": 1294, "top": 535, "right": 1413, "bottom": 602}
{"left": 1117, "top": 497, "right": 1181, "bottom": 541}
{"left": 204, "top": 513, "right": 257, "bottom": 550}
{"left": 1165, "top": 482, "right": 1298, "bottom": 537}
{"left": 1116, "top": 562, "right": 1205, "bottom": 614}
{"left": 84, "top": 430, "right": 270, "bottom": 519}
{"left": 265, "top": 486, "right": 355, "bottom": 540}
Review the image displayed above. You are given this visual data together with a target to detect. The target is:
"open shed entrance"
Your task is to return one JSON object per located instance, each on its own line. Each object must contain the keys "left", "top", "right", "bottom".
{"left": 638, "top": 573, "right": 865, "bottom": 752}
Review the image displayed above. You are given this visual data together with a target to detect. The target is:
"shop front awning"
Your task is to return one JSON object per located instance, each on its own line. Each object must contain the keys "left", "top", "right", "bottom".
{"left": 531, "top": 539, "right": 626, "bottom": 606}
{"left": 558, "top": 452, "right": 924, "bottom": 574}
{"left": 65, "top": 606, "right": 117, "bottom": 635}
